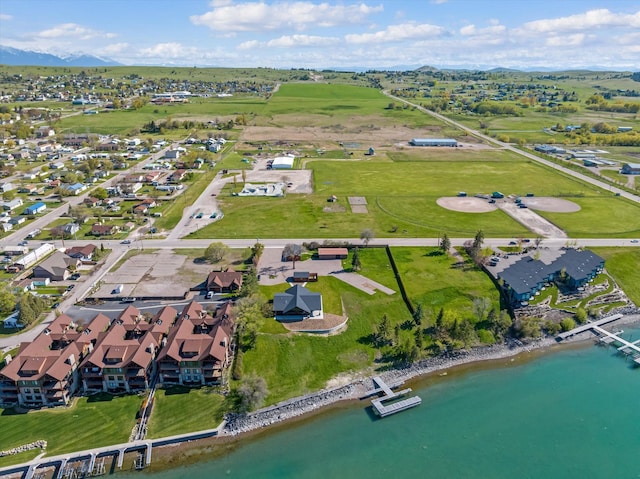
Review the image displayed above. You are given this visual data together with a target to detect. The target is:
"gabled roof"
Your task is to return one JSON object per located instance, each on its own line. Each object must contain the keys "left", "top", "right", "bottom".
{"left": 273, "top": 285, "right": 322, "bottom": 315}
{"left": 66, "top": 244, "right": 96, "bottom": 258}
{"left": 206, "top": 268, "right": 243, "bottom": 290}
{"left": 157, "top": 301, "right": 234, "bottom": 364}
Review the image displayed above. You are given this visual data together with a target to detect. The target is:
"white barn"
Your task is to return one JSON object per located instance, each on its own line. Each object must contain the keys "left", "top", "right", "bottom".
{"left": 271, "top": 156, "right": 295, "bottom": 169}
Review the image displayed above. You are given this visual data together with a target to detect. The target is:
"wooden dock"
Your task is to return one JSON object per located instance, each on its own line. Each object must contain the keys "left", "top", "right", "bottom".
{"left": 365, "top": 376, "right": 422, "bottom": 418}
{"left": 557, "top": 314, "right": 640, "bottom": 366}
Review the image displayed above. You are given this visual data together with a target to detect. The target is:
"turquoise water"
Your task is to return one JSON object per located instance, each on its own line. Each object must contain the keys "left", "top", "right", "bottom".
{"left": 129, "top": 333, "right": 640, "bottom": 479}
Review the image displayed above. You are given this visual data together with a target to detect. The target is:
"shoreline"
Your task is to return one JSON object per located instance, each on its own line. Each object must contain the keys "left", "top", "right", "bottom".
{"left": 6, "top": 314, "right": 639, "bottom": 476}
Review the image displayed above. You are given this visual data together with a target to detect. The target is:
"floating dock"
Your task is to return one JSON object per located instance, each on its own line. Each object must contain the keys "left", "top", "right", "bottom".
{"left": 364, "top": 376, "right": 421, "bottom": 417}
{"left": 557, "top": 314, "right": 640, "bottom": 366}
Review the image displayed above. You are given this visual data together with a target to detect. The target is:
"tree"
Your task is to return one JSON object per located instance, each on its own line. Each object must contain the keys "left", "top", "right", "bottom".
{"left": 439, "top": 233, "right": 451, "bottom": 255}
{"left": 472, "top": 297, "right": 491, "bottom": 323}
{"left": 235, "top": 375, "right": 268, "bottom": 413}
{"left": 0, "top": 284, "right": 17, "bottom": 314}
{"left": 239, "top": 267, "right": 259, "bottom": 298}
{"left": 251, "top": 242, "right": 264, "bottom": 263}
{"left": 473, "top": 230, "right": 484, "bottom": 251}
{"left": 204, "top": 242, "right": 229, "bottom": 263}
{"left": 360, "top": 229, "right": 374, "bottom": 246}
{"left": 351, "top": 247, "right": 362, "bottom": 271}
{"left": 412, "top": 303, "right": 424, "bottom": 327}
{"left": 93, "top": 187, "right": 108, "bottom": 200}
{"left": 574, "top": 308, "right": 587, "bottom": 325}
{"left": 374, "top": 314, "right": 391, "bottom": 347}
{"left": 2, "top": 190, "right": 16, "bottom": 201}
{"left": 241, "top": 168, "right": 247, "bottom": 185}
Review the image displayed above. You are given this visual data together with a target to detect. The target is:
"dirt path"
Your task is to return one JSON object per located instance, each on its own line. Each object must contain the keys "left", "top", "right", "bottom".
{"left": 498, "top": 202, "right": 567, "bottom": 238}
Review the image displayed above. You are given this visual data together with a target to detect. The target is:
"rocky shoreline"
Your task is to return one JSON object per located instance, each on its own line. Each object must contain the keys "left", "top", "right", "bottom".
{"left": 222, "top": 337, "right": 557, "bottom": 436}
{"left": 223, "top": 311, "right": 640, "bottom": 437}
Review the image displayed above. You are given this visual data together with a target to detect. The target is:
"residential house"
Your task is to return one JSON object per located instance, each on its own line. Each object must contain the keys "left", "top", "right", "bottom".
{"left": 0, "top": 313, "right": 110, "bottom": 407}
{"left": 23, "top": 202, "right": 46, "bottom": 215}
{"left": 91, "top": 224, "right": 119, "bottom": 236}
{"left": 36, "top": 126, "right": 55, "bottom": 138}
{"left": 63, "top": 223, "right": 80, "bottom": 236}
{"left": 2, "top": 198, "right": 24, "bottom": 211}
{"left": 32, "top": 251, "right": 80, "bottom": 281}
{"left": 167, "top": 169, "right": 186, "bottom": 183}
{"left": 83, "top": 197, "right": 102, "bottom": 208}
{"left": 65, "top": 183, "right": 87, "bottom": 195}
{"left": 206, "top": 268, "right": 243, "bottom": 293}
{"left": 66, "top": 244, "right": 97, "bottom": 261}
{"left": 157, "top": 302, "right": 234, "bottom": 386}
{"left": 273, "top": 285, "right": 323, "bottom": 321}
{"left": 0, "top": 182, "right": 15, "bottom": 193}
{"left": 80, "top": 307, "right": 163, "bottom": 393}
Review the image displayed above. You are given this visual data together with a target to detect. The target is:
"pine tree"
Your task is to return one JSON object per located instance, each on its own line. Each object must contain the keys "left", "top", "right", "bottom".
{"left": 351, "top": 247, "right": 362, "bottom": 271}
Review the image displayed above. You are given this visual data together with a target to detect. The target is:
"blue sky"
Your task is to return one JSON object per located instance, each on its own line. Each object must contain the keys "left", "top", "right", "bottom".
{"left": 0, "top": 0, "right": 638, "bottom": 69}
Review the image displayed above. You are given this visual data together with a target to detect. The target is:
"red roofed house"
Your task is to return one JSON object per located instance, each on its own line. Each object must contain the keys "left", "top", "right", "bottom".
{"left": 206, "top": 268, "right": 243, "bottom": 293}
{"left": 91, "top": 224, "right": 119, "bottom": 236}
{"left": 157, "top": 301, "right": 234, "bottom": 386}
{"left": 80, "top": 305, "right": 168, "bottom": 393}
{"left": 66, "top": 244, "right": 97, "bottom": 261}
{"left": 0, "top": 313, "right": 110, "bottom": 408}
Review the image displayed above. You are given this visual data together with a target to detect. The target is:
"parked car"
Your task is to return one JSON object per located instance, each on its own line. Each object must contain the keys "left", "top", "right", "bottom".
{"left": 52, "top": 302, "right": 60, "bottom": 309}
{"left": 205, "top": 291, "right": 214, "bottom": 299}
{"left": 196, "top": 212, "right": 204, "bottom": 219}
{"left": 66, "top": 284, "right": 75, "bottom": 291}
{"left": 69, "top": 273, "right": 81, "bottom": 280}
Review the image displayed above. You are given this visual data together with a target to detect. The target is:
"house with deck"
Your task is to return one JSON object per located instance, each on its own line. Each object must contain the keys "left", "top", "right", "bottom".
{"left": 157, "top": 301, "right": 234, "bottom": 386}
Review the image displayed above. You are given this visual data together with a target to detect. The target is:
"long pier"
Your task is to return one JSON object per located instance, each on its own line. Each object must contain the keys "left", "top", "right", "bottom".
{"left": 364, "top": 376, "right": 421, "bottom": 418}
{"left": 0, "top": 424, "right": 225, "bottom": 479}
{"left": 557, "top": 314, "right": 640, "bottom": 366}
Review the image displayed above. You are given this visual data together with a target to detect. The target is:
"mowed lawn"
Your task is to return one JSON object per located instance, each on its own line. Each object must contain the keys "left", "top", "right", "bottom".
{"left": 538, "top": 197, "right": 640, "bottom": 238}
{"left": 591, "top": 248, "right": 640, "bottom": 305}
{"left": 0, "top": 394, "right": 140, "bottom": 465}
{"left": 146, "top": 387, "right": 226, "bottom": 438}
{"left": 391, "top": 247, "right": 501, "bottom": 321}
{"left": 192, "top": 156, "right": 612, "bottom": 238}
{"left": 242, "top": 274, "right": 409, "bottom": 403}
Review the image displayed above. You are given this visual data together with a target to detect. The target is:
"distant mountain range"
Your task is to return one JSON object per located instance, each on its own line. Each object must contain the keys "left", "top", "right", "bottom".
{"left": 0, "top": 46, "right": 121, "bottom": 67}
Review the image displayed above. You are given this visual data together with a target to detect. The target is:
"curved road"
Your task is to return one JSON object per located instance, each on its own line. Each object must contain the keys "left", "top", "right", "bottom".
{"left": 383, "top": 92, "right": 640, "bottom": 205}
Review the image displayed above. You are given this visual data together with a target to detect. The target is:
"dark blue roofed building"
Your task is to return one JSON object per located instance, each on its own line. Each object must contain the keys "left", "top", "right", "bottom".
{"left": 498, "top": 249, "right": 604, "bottom": 307}
{"left": 273, "top": 285, "right": 323, "bottom": 321}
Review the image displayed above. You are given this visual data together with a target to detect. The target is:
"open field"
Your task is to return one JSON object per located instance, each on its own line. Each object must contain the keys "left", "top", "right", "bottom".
{"left": 0, "top": 394, "right": 140, "bottom": 465}
{"left": 192, "top": 150, "right": 633, "bottom": 238}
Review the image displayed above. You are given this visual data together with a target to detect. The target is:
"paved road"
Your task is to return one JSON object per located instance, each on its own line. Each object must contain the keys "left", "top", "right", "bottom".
{"left": 383, "top": 91, "right": 640, "bottom": 205}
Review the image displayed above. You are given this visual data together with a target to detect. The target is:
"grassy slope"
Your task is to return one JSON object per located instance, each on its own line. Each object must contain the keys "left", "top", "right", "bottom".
{"left": 0, "top": 394, "right": 140, "bottom": 463}
{"left": 146, "top": 387, "right": 226, "bottom": 438}
{"left": 591, "top": 248, "right": 640, "bottom": 306}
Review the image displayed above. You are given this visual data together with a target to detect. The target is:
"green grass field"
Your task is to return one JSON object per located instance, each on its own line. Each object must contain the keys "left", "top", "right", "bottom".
{"left": 146, "top": 387, "right": 226, "bottom": 438}
{"left": 191, "top": 152, "right": 631, "bottom": 238}
{"left": 241, "top": 247, "right": 501, "bottom": 403}
{"left": 0, "top": 394, "right": 140, "bottom": 464}
{"left": 591, "top": 248, "right": 640, "bottom": 306}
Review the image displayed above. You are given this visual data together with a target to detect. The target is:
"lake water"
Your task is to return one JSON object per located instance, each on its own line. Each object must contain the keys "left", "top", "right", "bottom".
{"left": 124, "top": 330, "right": 640, "bottom": 479}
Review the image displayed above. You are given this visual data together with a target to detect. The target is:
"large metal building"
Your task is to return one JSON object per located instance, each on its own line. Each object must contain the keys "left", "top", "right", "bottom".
{"left": 409, "top": 138, "right": 458, "bottom": 147}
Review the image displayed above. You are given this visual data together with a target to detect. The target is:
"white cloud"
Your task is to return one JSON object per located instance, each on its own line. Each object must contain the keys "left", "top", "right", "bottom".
{"left": 345, "top": 22, "right": 445, "bottom": 44}
{"left": 0, "top": 13, "right": 13, "bottom": 21}
{"left": 459, "top": 24, "right": 505, "bottom": 36}
{"left": 138, "top": 42, "right": 197, "bottom": 59}
{"left": 519, "top": 9, "right": 640, "bottom": 34}
{"left": 431, "top": 0, "right": 448, "bottom": 4}
{"left": 267, "top": 34, "right": 340, "bottom": 47}
{"left": 237, "top": 40, "right": 261, "bottom": 50}
{"left": 37, "top": 23, "right": 116, "bottom": 40}
{"left": 191, "top": 1, "right": 384, "bottom": 32}
{"left": 99, "top": 43, "right": 130, "bottom": 55}
{"left": 546, "top": 33, "right": 586, "bottom": 47}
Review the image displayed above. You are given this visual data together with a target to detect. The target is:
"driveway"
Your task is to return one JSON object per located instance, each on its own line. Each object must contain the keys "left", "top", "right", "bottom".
{"left": 257, "top": 247, "right": 395, "bottom": 295}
